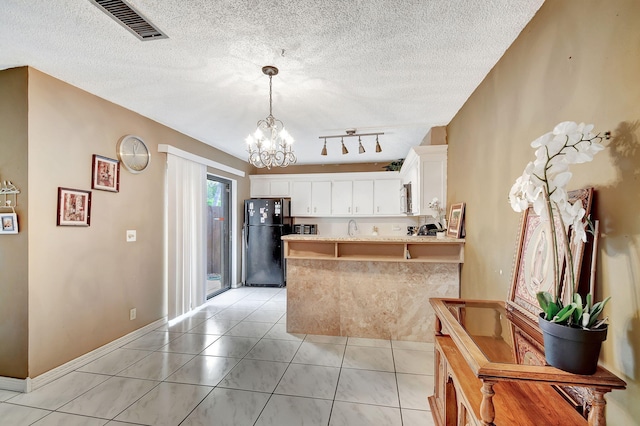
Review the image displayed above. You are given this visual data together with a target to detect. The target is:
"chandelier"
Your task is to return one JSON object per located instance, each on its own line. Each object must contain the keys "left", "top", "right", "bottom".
{"left": 245, "top": 66, "right": 296, "bottom": 169}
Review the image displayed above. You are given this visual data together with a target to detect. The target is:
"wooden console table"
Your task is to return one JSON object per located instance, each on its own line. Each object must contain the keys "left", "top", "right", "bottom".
{"left": 429, "top": 298, "right": 626, "bottom": 426}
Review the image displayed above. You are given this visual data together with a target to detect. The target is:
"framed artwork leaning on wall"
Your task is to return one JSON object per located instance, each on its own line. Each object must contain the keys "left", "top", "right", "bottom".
{"left": 446, "top": 202, "right": 465, "bottom": 238}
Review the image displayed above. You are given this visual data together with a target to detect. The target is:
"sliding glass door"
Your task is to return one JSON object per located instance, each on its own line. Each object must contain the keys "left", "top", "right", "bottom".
{"left": 206, "top": 175, "right": 231, "bottom": 298}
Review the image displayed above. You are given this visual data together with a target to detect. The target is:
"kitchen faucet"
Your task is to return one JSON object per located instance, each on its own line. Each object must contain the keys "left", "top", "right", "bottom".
{"left": 348, "top": 219, "right": 358, "bottom": 236}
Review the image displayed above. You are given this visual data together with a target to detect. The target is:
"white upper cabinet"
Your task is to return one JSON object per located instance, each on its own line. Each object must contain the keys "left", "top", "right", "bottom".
{"left": 373, "top": 179, "right": 402, "bottom": 215}
{"left": 250, "top": 172, "right": 402, "bottom": 217}
{"left": 352, "top": 180, "right": 374, "bottom": 215}
{"left": 311, "top": 181, "right": 332, "bottom": 216}
{"left": 291, "top": 181, "right": 312, "bottom": 215}
{"left": 400, "top": 145, "right": 448, "bottom": 217}
{"left": 331, "top": 181, "right": 353, "bottom": 215}
{"left": 331, "top": 180, "right": 374, "bottom": 216}
{"left": 291, "top": 180, "right": 331, "bottom": 216}
{"left": 250, "top": 176, "right": 291, "bottom": 197}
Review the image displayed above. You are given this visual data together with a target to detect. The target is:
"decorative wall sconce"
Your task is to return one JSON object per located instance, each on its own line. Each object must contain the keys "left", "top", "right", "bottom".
{"left": 319, "top": 129, "right": 384, "bottom": 156}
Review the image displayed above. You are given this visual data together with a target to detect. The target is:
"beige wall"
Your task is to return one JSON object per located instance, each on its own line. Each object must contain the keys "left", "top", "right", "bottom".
{"left": 0, "top": 68, "right": 29, "bottom": 378}
{"left": 446, "top": 1, "right": 640, "bottom": 423}
{"left": 0, "top": 67, "right": 252, "bottom": 379}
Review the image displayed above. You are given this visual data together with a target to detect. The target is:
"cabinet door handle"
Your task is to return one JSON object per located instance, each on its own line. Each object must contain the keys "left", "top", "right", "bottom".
{"left": 377, "top": 206, "right": 380, "bottom": 213}
{"left": 348, "top": 207, "right": 351, "bottom": 213}
{"left": 356, "top": 206, "right": 359, "bottom": 213}
{"left": 307, "top": 207, "right": 310, "bottom": 213}
{"left": 314, "top": 206, "right": 317, "bottom": 213}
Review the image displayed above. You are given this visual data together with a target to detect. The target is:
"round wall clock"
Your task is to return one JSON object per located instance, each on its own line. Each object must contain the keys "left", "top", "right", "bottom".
{"left": 117, "top": 135, "right": 150, "bottom": 173}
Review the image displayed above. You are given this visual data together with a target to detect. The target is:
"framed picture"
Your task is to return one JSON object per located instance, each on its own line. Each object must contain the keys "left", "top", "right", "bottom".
{"left": 446, "top": 202, "right": 465, "bottom": 238}
{"left": 507, "top": 188, "right": 593, "bottom": 323}
{"left": 92, "top": 154, "right": 120, "bottom": 192}
{"left": 0, "top": 213, "right": 18, "bottom": 234}
{"left": 57, "top": 187, "right": 91, "bottom": 226}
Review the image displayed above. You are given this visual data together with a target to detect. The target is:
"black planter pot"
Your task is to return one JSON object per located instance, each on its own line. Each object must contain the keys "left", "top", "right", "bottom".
{"left": 538, "top": 313, "right": 607, "bottom": 375}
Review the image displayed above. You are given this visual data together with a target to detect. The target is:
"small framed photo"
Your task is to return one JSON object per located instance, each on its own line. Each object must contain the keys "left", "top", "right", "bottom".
{"left": 446, "top": 202, "right": 465, "bottom": 238}
{"left": 57, "top": 187, "right": 91, "bottom": 226}
{"left": 0, "top": 213, "right": 18, "bottom": 234}
{"left": 92, "top": 154, "right": 120, "bottom": 192}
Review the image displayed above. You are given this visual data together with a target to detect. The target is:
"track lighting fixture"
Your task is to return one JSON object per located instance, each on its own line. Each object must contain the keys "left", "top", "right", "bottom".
{"left": 318, "top": 129, "right": 384, "bottom": 157}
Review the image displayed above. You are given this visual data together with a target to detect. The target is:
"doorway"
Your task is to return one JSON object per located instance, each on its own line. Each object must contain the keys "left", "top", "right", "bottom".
{"left": 206, "top": 175, "right": 231, "bottom": 298}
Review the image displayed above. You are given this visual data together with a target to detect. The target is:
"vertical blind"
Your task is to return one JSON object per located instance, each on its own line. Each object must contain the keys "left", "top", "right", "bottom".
{"left": 165, "top": 153, "right": 207, "bottom": 320}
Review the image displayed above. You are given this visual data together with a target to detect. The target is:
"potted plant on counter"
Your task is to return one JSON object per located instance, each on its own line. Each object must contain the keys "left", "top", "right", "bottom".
{"left": 508, "top": 121, "right": 609, "bottom": 375}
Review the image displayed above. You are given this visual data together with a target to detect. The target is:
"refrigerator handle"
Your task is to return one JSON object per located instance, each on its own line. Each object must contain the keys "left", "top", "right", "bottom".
{"left": 242, "top": 225, "right": 248, "bottom": 285}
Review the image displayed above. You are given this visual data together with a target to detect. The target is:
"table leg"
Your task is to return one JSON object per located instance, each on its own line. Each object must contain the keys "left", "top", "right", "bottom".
{"left": 480, "top": 380, "right": 496, "bottom": 425}
{"left": 435, "top": 316, "right": 443, "bottom": 336}
{"left": 587, "top": 388, "right": 608, "bottom": 426}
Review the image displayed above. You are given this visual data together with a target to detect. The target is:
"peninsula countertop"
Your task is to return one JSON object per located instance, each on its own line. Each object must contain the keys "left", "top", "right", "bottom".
{"left": 282, "top": 234, "right": 465, "bottom": 264}
{"left": 281, "top": 234, "right": 465, "bottom": 243}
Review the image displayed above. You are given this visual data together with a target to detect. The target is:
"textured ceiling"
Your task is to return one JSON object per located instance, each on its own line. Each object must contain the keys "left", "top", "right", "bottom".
{"left": 0, "top": 0, "right": 543, "bottom": 165}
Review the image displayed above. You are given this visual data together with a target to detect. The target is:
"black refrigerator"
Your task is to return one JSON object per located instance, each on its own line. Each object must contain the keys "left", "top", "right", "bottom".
{"left": 243, "top": 198, "right": 292, "bottom": 287}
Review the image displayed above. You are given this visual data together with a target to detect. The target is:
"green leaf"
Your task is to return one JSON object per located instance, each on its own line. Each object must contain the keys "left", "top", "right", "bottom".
{"left": 587, "top": 296, "right": 611, "bottom": 328}
{"left": 586, "top": 293, "right": 593, "bottom": 312}
{"left": 537, "top": 291, "right": 559, "bottom": 320}
{"left": 553, "top": 304, "right": 576, "bottom": 324}
{"left": 537, "top": 291, "right": 552, "bottom": 311}
{"left": 572, "top": 301, "right": 583, "bottom": 325}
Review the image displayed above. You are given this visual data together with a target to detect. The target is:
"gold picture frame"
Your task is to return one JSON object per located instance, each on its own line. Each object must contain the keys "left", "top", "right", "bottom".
{"left": 446, "top": 202, "right": 465, "bottom": 238}
{"left": 507, "top": 188, "right": 593, "bottom": 323}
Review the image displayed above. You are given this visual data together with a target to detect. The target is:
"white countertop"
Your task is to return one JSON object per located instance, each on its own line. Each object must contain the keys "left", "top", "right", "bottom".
{"left": 281, "top": 234, "right": 464, "bottom": 243}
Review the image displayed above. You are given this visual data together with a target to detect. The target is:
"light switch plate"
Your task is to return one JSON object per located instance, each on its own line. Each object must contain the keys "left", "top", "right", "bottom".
{"left": 127, "top": 230, "right": 136, "bottom": 242}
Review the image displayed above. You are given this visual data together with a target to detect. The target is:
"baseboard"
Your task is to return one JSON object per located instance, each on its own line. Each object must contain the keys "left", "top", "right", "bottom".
{"left": 0, "top": 376, "right": 31, "bottom": 393}
{"left": 0, "top": 317, "right": 166, "bottom": 393}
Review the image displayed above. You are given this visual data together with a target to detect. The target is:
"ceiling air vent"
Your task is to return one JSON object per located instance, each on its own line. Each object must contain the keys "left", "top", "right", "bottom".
{"left": 90, "top": 0, "right": 167, "bottom": 41}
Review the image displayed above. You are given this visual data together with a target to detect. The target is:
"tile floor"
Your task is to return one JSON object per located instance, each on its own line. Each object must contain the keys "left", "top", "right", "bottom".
{"left": 0, "top": 287, "right": 436, "bottom": 426}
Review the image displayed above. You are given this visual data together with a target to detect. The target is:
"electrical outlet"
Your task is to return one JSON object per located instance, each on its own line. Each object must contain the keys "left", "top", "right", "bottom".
{"left": 130, "top": 308, "right": 136, "bottom": 320}
{"left": 127, "top": 230, "right": 136, "bottom": 242}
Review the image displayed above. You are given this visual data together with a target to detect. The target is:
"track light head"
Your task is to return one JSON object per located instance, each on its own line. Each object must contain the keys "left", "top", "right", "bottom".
{"left": 358, "top": 136, "right": 365, "bottom": 154}
{"left": 321, "top": 139, "right": 327, "bottom": 156}
{"left": 375, "top": 135, "right": 382, "bottom": 153}
{"left": 341, "top": 137, "right": 348, "bottom": 155}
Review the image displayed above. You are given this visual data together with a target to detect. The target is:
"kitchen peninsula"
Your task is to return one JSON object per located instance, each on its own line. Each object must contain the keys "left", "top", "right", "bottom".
{"left": 283, "top": 234, "right": 464, "bottom": 341}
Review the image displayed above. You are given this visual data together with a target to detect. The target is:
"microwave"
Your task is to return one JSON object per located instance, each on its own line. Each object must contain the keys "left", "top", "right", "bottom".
{"left": 400, "top": 183, "right": 413, "bottom": 214}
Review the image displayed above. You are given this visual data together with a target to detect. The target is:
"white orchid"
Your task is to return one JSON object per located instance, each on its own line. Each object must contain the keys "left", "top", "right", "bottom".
{"left": 509, "top": 121, "right": 604, "bottom": 242}
{"left": 509, "top": 121, "right": 607, "bottom": 316}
